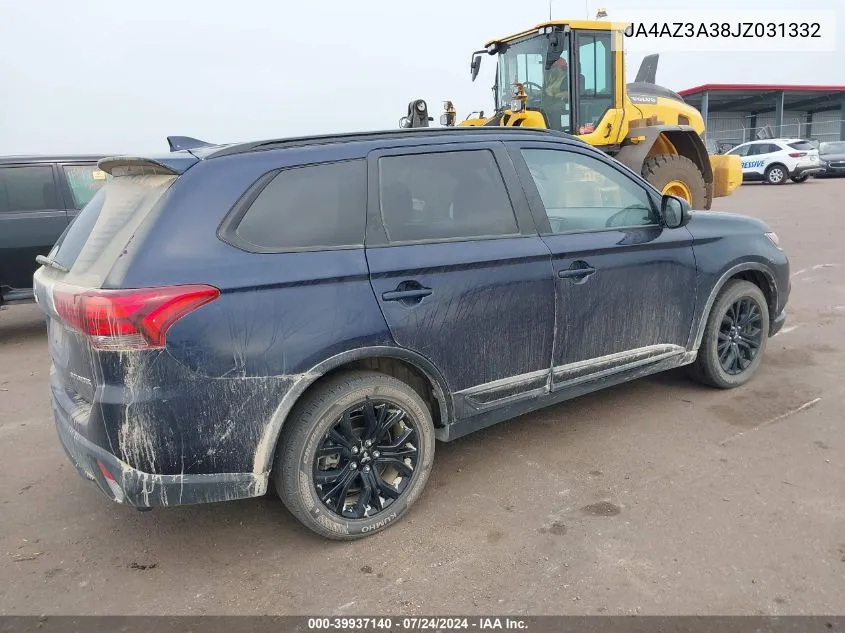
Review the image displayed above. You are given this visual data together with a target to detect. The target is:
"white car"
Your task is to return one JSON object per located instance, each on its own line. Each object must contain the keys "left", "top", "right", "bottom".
{"left": 725, "top": 138, "right": 824, "bottom": 185}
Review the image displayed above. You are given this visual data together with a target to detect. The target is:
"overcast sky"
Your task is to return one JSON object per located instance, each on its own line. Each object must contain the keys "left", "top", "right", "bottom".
{"left": 1, "top": 0, "right": 842, "bottom": 155}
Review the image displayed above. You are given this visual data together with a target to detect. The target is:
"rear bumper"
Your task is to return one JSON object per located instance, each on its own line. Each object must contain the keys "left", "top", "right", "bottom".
{"left": 52, "top": 391, "right": 268, "bottom": 508}
{"left": 792, "top": 166, "right": 824, "bottom": 177}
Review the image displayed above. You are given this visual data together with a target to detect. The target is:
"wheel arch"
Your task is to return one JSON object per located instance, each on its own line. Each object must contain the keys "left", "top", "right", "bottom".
{"left": 252, "top": 346, "right": 453, "bottom": 475}
{"left": 690, "top": 262, "right": 779, "bottom": 352}
{"left": 614, "top": 126, "right": 714, "bottom": 185}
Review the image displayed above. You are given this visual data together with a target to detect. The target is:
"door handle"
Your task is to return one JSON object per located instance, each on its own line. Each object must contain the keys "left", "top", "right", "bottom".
{"left": 382, "top": 288, "right": 432, "bottom": 302}
{"left": 558, "top": 265, "right": 596, "bottom": 281}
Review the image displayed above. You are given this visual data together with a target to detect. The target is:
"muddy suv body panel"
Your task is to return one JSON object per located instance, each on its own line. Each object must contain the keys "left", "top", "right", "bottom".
{"left": 33, "top": 128, "right": 789, "bottom": 512}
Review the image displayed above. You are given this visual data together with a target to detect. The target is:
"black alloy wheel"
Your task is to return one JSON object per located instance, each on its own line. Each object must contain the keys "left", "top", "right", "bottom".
{"left": 717, "top": 297, "right": 764, "bottom": 375}
{"left": 688, "top": 279, "right": 770, "bottom": 389}
{"left": 313, "top": 399, "right": 419, "bottom": 520}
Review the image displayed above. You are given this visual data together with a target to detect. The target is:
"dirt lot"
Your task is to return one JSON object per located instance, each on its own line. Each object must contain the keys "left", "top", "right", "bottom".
{"left": 1, "top": 178, "right": 843, "bottom": 616}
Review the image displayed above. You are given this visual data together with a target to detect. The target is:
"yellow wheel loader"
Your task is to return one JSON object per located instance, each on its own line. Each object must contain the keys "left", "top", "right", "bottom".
{"left": 401, "top": 19, "right": 741, "bottom": 209}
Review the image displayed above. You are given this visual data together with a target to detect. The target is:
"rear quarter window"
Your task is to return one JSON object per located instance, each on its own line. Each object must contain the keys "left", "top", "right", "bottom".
{"left": 228, "top": 159, "right": 366, "bottom": 252}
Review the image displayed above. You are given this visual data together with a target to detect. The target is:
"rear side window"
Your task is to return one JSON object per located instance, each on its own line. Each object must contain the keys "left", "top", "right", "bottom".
{"left": 0, "top": 165, "right": 59, "bottom": 213}
{"left": 788, "top": 141, "right": 815, "bottom": 151}
{"left": 378, "top": 150, "right": 518, "bottom": 243}
{"left": 233, "top": 160, "right": 366, "bottom": 251}
{"left": 63, "top": 164, "right": 110, "bottom": 209}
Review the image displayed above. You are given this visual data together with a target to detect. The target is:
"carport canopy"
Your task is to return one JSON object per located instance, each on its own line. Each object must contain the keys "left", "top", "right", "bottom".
{"left": 678, "top": 84, "right": 845, "bottom": 141}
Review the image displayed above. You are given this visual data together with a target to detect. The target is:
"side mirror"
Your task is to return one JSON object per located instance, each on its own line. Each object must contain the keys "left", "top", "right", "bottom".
{"left": 661, "top": 194, "right": 691, "bottom": 228}
{"left": 470, "top": 54, "right": 482, "bottom": 82}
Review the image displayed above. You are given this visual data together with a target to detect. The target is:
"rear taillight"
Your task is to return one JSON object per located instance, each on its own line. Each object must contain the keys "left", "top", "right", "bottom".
{"left": 788, "top": 152, "right": 807, "bottom": 158}
{"left": 53, "top": 284, "right": 219, "bottom": 351}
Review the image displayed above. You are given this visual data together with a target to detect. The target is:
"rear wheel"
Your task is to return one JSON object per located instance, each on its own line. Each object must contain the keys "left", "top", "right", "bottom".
{"left": 274, "top": 370, "right": 435, "bottom": 540}
{"left": 642, "top": 154, "right": 708, "bottom": 209}
{"left": 765, "top": 164, "right": 788, "bottom": 185}
{"left": 690, "top": 280, "right": 769, "bottom": 389}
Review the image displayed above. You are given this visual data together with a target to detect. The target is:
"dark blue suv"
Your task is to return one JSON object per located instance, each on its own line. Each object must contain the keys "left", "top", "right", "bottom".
{"left": 33, "top": 128, "right": 789, "bottom": 540}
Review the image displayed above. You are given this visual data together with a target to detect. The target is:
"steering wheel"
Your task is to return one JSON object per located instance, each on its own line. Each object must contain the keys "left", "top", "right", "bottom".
{"left": 605, "top": 205, "right": 651, "bottom": 228}
{"left": 521, "top": 81, "right": 545, "bottom": 102}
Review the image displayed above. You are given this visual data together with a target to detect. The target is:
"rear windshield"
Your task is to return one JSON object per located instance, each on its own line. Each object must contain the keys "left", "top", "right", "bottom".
{"left": 820, "top": 142, "right": 845, "bottom": 154}
{"left": 787, "top": 141, "right": 816, "bottom": 151}
{"left": 50, "top": 173, "right": 176, "bottom": 287}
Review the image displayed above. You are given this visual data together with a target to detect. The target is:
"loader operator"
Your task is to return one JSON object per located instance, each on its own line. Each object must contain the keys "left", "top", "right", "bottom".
{"left": 544, "top": 57, "right": 569, "bottom": 99}
{"left": 542, "top": 57, "right": 571, "bottom": 132}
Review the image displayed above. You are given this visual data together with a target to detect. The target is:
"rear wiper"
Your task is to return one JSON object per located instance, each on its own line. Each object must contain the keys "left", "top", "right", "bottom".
{"left": 36, "top": 255, "right": 69, "bottom": 273}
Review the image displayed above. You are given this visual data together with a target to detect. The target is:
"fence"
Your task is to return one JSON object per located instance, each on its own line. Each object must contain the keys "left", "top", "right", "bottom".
{"left": 702, "top": 115, "right": 844, "bottom": 148}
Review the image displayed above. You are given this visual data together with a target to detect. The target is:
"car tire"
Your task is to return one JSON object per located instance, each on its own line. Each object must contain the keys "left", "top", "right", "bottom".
{"left": 689, "top": 280, "right": 769, "bottom": 389}
{"left": 642, "top": 154, "right": 708, "bottom": 209}
{"left": 791, "top": 173, "right": 809, "bottom": 183}
{"left": 274, "top": 370, "right": 435, "bottom": 540}
{"left": 764, "top": 164, "right": 788, "bottom": 185}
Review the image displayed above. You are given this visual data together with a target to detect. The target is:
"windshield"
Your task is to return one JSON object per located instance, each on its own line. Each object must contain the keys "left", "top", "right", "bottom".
{"left": 497, "top": 33, "right": 572, "bottom": 132}
{"left": 820, "top": 141, "right": 845, "bottom": 154}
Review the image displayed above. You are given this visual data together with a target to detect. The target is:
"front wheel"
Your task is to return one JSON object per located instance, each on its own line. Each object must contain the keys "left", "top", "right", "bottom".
{"left": 689, "top": 280, "right": 769, "bottom": 389}
{"left": 642, "top": 154, "right": 708, "bottom": 210}
{"left": 791, "top": 173, "right": 809, "bottom": 183}
{"left": 274, "top": 370, "right": 435, "bottom": 540}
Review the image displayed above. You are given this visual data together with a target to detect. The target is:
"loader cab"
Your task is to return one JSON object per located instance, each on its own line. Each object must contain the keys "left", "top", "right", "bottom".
{"left": 489, "top": 23, "right": 617, "bottom": 137}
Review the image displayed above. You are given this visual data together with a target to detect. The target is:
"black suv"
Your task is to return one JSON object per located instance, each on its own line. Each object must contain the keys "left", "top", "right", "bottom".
{"left": 33, "top": 128, "right": 789, "bottom": 540}
{"left": 0, "top": 155, "right": 106, "bottom": 305}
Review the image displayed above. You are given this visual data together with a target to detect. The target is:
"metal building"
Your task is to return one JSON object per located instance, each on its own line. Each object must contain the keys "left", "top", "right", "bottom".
{"left": 678, "top": 84, "right": 845, "bottom": 148}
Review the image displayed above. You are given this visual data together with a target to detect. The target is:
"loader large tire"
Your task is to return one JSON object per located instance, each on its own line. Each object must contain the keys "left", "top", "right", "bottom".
{"left": 642, "top": 154, "right": 708, "bottom": 210}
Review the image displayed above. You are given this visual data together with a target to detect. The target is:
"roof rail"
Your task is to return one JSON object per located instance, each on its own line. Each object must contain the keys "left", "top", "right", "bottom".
{"left": 205, "top": 126, "right": 573, "bottom": 159}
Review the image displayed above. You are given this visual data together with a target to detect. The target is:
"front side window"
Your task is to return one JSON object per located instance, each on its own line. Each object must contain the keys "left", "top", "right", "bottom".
{"left": 746, "top": 144, "right": 771, "bottom": 156}
{"left": 727, "top": 145, "right": 751, "bottom": 157}
{"left": 0, "top": 165, "right": 59, "bottom": 213}
{"left": 234, "top": 160, "right": 366, "bottom": 251}
{"left": 521, "top": 149, "right": 657, "bottom": 232}
{"left": 379, "top": 150, "right": 519, "bottom": 243}
{"left": 63, "top": 164, "right": 110, "bottom": 209}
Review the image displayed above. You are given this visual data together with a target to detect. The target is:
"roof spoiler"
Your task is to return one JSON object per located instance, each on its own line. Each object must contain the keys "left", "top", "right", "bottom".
{"left": 98, "top": 155, "right": 198, "bottom": 176}
{"left": 166, "top": 136, "right": 216, "bottom": 152}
